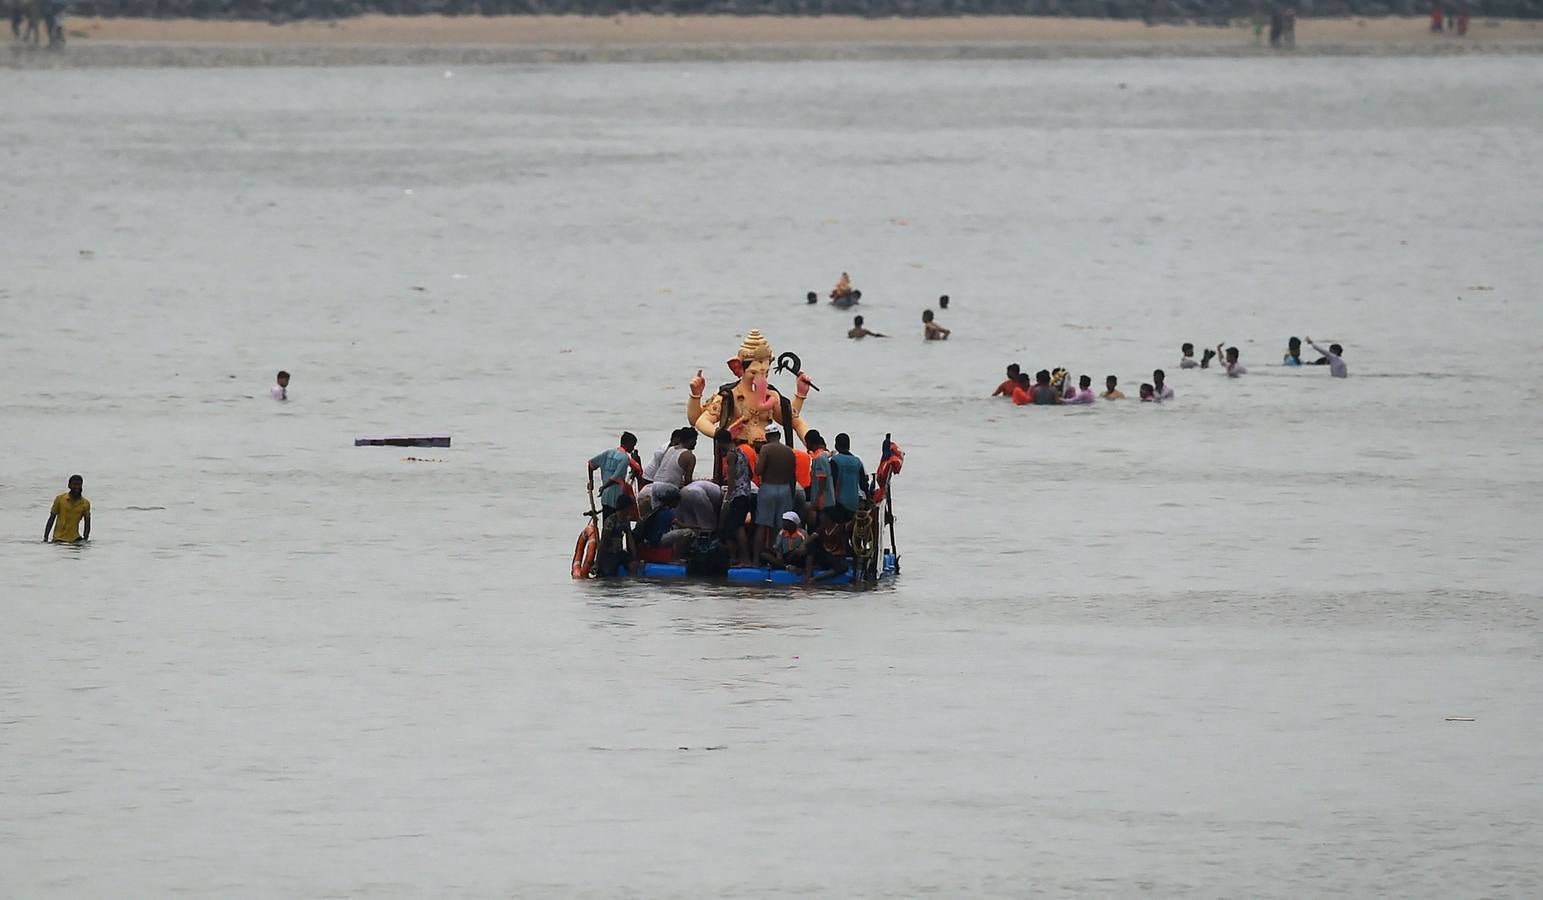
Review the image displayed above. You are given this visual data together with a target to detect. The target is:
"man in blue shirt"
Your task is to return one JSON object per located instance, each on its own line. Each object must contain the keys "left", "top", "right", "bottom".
{"left": 587, "top": 431, "right": 643, "bottom": 520}
{"left": 828, "top": 432, "right": 869, "bottom": 525}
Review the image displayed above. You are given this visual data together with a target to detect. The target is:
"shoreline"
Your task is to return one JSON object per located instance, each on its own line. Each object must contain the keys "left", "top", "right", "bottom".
{"left": 9, "top": 15, "right": 1543, "bottom": 67}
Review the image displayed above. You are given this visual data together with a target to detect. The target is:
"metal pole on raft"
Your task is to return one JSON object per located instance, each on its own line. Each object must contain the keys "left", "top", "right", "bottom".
{"left": 886, "top": 485, "right": 899, "bottom": 575}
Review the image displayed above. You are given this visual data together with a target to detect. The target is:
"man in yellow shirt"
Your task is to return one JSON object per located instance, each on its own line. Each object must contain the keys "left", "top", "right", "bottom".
{"left": 44, "top": 475, "right": 91, "bottom": 543}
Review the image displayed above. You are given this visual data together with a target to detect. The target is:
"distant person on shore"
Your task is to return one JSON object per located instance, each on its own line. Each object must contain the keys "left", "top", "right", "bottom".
{"left": 806, "top": 291, "right": 818, "bottom": 305}
{"left": 1102, "top": 375, "right": 1125, "bottom": 400}
{"left": 938, "top": 295, "right": 950, "bottom": 310}
{"left": 1284, "top": 337, "right": 1304, "bottom": 366}
{"left": 993, "top": 363, "right": 1022, "bottom": 397}
{"left": 1458, "top": 2, "right": 1470, "bottom": 35}
{"left": 1030, "top": 370, "right": 1062, "bottom": 405}
{"left": 270, "top": 370, "right": 290, "bottom": 401}
{"left": 1153, "top": 369, "right": 1173, "bottom": 401}
{"left": 1305, "top": 337, "right": 1348, "bottom": 377}
{"left": 43, "top": 475, "right": 90, "bottom": 543}
{"left": 1270, "top": 5, "right": 1284, "bottom": 46}
{"left": 848, "top": 315, "right": 886, "bottom": 339}
{"left": 922, "top": 309, "right": 950, "bottom": 341}
{"left": 1430, "top": 2, "right": 1444, "bottom": 32}
{"left": 1219, "top": 344, "right": 1247, "bottom": 377}
{"left": 1252, "top": 5, "right": 1266, "bottom": 45}
{"left": 1180, "top": 343, "right": 1199, "bottom": 369}
{"left": 1066, "top": 375, "right": 1096, "bottom": 405}
{"left": 1282, "top": 6, "right": 1297, "bottom": 48}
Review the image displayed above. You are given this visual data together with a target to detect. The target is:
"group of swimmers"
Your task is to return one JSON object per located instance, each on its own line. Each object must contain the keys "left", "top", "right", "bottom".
{"left": 992, "top": 335, "right": 1348, "bottom": 406}
{"left": 810, "top": 272, "right": 954, "bottom": 341}
{"left": 586, "top": 425, "right": 879, "bottom": 582}
{"left": 847, "top": 309, "right": 951, "bottom": 342}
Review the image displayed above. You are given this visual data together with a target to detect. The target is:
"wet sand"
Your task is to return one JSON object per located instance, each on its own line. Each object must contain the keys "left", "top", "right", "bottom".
{"left": 12, "top": 14, "right": 1543, "bottom": 66}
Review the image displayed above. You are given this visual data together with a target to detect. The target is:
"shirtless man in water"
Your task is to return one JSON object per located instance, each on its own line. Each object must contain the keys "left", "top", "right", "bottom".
{"left": 848, "top": 315, "right": 886, "bottom": 339}
{"left": 922, "top": 309, "right": 950, "bottom": 341}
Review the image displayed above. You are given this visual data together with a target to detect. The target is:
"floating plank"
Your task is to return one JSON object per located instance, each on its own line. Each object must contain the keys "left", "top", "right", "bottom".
{"left": 354, "top": 434, "right": 451, "bottom": 448}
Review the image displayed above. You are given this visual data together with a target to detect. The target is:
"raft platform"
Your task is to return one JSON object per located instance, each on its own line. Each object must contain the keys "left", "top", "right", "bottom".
{"left": 354, "top": 434, "right": 451, "bottom": 448}
{"left": 623, "top": 552, "right": 898, "bottom": 586}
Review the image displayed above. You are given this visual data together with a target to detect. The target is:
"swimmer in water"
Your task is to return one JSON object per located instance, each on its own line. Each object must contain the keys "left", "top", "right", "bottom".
{"left": 1304, "top": 336, "right": 1348, "bottom": 377}
{"left": 848, "top": 315, "right": 886, "bottom": 339}
{"left": 922, "top": 309, "right": 951, "bottom": 341}
{"left": 1139, "top": 383, "right": 1156, "bottom": 402}
{"left": 1101, "top": 375, "right": 1125, "bottom": 400}
{"left": 1152, "top": 369, "right": 1173, "bottom": 401}
{"left": 1011, "top": 372, "right": 1035, "bottom": 405}
{"left": 1066, "top": 375, "right": 1095, "bottom": 404}
{"left": 1030, "top": 370, "right": 1062, "bottom": 405}
{"left": 1218, "top": 344, "right": 1247, "bottom": 377}
{"left": 993, "top": 363, "right": 1022, "bottom": 397}
{"left": 270, "top": 370, "right": 290, "bottom": 401}
{"left": 938, "top": 294, "right": 950, "bottom": 310}
{"left": 1180, "top": 343, "right": 1199, "bottom": 369}
{"left": 1284, "top": 336, "right": 1303, "bottom": 366}
{"left": 806, "top": 291, "right": 818, "bottom": 305}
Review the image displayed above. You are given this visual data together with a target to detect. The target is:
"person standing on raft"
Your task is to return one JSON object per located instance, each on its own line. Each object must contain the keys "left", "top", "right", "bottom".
{"left": 588, "top": 432, "right": 644, "bottom": 522}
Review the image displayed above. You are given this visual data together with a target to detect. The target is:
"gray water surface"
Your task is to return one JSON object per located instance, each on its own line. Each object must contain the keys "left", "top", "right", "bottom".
{"left": 2, "top": 58, "right": 1541, "bottom": 897}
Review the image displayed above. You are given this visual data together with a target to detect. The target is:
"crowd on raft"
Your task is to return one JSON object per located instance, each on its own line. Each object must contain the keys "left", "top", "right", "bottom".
{"left": 586, "top": 424, "right": 894, "bottom": 582}
{"left": 992, "top": 336, "right": 1347, "bottom": 405}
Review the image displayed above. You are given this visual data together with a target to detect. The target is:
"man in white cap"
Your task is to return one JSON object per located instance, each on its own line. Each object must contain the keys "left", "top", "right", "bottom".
{"left": 761, "top": 510, "right": 807, "bottom": 569}
{"left": 753, "top": 424, "right": 799, "bottom": 559}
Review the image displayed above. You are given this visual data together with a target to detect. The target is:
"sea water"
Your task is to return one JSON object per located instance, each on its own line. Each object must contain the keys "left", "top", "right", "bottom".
{"left": 1, "top": 57, "right": 1541, "bottom": 897}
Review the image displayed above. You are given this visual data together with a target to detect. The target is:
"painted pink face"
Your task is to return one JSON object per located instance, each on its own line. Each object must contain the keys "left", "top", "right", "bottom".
{"left": 741, "top": 357, "right": 771, "bottom": 381}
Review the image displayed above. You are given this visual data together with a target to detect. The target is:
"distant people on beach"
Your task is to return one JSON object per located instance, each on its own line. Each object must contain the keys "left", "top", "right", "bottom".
{"left": 922, "top": 309, "right": 950, "bottom": 341}
{"left": 848, "top": 315, "right": 885, "bottom": 339}
{"left": 270, "top": 370, "right": 290, "bottom": 401}
{"left": 43, "top": 475, "right": 90, "bottom": 543}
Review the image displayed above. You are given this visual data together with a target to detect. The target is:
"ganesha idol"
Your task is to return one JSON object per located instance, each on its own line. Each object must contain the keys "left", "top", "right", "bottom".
{"left": 686, "top": 329, "right": 815, "bottom": 447}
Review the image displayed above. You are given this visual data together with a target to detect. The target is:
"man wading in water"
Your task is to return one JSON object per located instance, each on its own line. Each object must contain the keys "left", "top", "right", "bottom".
{"left": 44, "top": 475, "right": 91, "bottom": 543}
